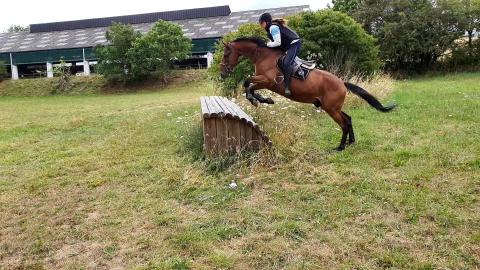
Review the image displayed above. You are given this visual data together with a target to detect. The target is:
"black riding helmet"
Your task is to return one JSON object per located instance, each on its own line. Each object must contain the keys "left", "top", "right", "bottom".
{"left": 259, "top": 13, "right": 272, "bottom": 24}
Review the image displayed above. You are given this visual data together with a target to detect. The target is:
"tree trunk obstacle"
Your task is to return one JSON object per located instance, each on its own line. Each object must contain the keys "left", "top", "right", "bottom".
{"left": 200, "top": 96, "right": 271, "bottom": 156}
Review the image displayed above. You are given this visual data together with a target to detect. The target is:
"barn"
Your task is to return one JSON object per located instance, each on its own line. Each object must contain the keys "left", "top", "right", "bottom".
{"left": 0, "top": 5, "right": 308, "bottom": 80}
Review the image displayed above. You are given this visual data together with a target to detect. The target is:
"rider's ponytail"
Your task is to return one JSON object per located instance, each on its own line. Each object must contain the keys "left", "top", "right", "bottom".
{"left": 272, "top": 18, "right": 288, "bottom": 26}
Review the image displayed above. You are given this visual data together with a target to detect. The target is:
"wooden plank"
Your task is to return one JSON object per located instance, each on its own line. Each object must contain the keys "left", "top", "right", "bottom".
{"left": 231, "top": 118, "right": 242, "bottom": 153}
{"left": 244, "top": 122, "right": 253, "bottom": 150}
{"left": 215, "top": 117, "right": 228, "bottom": 154}
{"left": 214, "top": 96, "right": 234, "bottom": 116}
{"left": 239, "top": 122, "right": 247, "bottom": 151}
{"left": 252, "top": 130, "right": 260, "bottom": 150}
{"left": 217, "top": 99, "right": 247, "bottom": 152}
{"left": 227, "top": 99, "right": 255, "bottom": 125}
{"left": 204, "top": 118, "right": 217, "bottom": 155}
{"left": 214, "top": 97, "right": 238, "bottom": 153}
{"left": 211, "top": 96, "right": 228, "bottom": 154}
{"left": 224, "top": 98, "right": 245, "bottom": 118}
{"left": 200, "top": 96, "right": 210, "bottom": 116}
{"left": 205, "top": 96, "right": 222, "bottom": 117}
{"left": 214, "top": 96, "right": 245, "bottom": 153}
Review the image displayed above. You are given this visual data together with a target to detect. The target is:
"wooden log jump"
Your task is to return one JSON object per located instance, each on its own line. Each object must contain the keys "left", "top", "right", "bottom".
{"left": 201, "top": 96, "right": 271, "bottom": 156}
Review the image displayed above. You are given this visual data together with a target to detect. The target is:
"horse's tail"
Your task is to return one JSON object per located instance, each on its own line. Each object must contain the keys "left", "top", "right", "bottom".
{"left": 344, "top": 82, "right": 396, "bottom": 112}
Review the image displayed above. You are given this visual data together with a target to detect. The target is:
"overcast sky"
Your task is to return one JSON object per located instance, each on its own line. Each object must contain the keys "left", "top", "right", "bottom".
{"left": 1, "top": 0, "right": 331, "bottom": 32}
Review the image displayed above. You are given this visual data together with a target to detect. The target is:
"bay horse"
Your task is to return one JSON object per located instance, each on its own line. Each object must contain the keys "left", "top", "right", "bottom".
{"left": 220, "top": 37, "right": 396, "bottom": 151}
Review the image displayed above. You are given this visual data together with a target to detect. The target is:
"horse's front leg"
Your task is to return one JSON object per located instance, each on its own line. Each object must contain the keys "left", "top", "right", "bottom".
{"left": 244, "top": 76, "right": 274, "bottom": 105}
{"left": 243, "top": 79, "right": 259, "bottom": 106}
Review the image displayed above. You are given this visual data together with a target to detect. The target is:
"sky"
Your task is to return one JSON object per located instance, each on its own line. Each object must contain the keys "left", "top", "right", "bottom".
{"left": 1, "top": 0, "right": 331, "bottom": 32}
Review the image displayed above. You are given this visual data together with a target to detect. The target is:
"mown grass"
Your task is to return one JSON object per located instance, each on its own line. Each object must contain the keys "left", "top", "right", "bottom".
{"left": 0, "top": 73, "right": 478, "bottom": 269}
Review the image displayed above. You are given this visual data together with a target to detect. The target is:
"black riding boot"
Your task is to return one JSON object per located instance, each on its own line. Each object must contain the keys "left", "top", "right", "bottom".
{"left": 284, "top": 65, "right": 294, "bottom": 96}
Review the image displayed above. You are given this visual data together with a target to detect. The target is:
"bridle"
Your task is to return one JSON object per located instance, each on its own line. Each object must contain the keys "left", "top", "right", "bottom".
{"left": 221, "top": 42, "right": 261, "bottom": 75}
{"left": 221, "top": 43, "right": 235, "bottom": 75}
{"left": 220, "top": 62, "right": 233, "bottom": 74}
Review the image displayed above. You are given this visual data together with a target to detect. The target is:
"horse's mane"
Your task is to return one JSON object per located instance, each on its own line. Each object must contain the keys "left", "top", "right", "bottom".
{"left": 232, "top": 37, "right": 268, "bottom": 47}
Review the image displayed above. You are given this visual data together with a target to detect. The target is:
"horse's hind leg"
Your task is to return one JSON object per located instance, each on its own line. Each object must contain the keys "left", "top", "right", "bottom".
{"left": 325, "top": 109, "right": 349, "bottom": 151}
{"left": 342, "top": 111, "right": 355, "bottom": 144}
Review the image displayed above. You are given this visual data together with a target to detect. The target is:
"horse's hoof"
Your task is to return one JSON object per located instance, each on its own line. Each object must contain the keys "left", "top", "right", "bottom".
{"left": 265, "top": 98, "right": 275, "bottom": 104}
{"left": 336, "top": 146, "right": 345, "bottom": 151}
{"left": 348, "top": 140, "right": 356, "bottom": 145}
{"left": 249, "top": 99, "right": 259, "bottom": 107}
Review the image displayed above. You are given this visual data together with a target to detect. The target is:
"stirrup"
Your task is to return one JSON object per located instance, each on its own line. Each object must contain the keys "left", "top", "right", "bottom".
{"left": 285, "top": 87, "right": 291, "bottom": 96}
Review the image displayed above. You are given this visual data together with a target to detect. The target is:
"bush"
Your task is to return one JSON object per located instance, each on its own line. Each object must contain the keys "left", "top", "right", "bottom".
{"left": 289, "top": 10, "right": 381, "bottom": 78}
{"left": 208, "top": 23, "right": 267, "bottom": 97}
{"left": 53, "top": 59, "right": 73, "bottom": 93}
{"left": 443, "top": 39, "right": 480, "bottom": 71}
{"left": 0, "top": 62, "right": 7, "bottom": 82}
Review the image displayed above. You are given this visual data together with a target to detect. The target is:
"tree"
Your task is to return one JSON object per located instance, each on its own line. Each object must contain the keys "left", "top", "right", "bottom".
{"left": 331, "top": 0, "right": 359, "bottom": 14}
{"left": 96, "top": 21, "right": 192, "bottom": 84}
{"left": 128, "top": 20, "right": 192, "bottom": 83}
{"left": 208, "top": 23, "right": 267, "bottom": 96}
{"left": 7, "top": 25, "right": 29, "bottom": 33}
{"left": 289, "top": 10, "right": 381, "bottom": 78}
{"left": 449, "top": 0, "right": 480, "bottom": 50}
{"left": 95, "top": 23, "right": 142, "bottom": 83}
{"left": 352, "top": 0, "right": 462, "bottom": 72}
{"left": 53, "top": 59, "right": 73, "bottom": 93}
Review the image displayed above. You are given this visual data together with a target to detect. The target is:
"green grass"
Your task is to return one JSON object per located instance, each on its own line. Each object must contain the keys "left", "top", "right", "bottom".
{"left": 0, "top": 73, "right": 479, "bottom": 269}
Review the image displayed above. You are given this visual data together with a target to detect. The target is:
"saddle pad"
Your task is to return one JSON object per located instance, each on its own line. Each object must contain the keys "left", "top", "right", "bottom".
{"left": 293, "top": 66, "right": 312, "bottom": 80}
{"left": 277, "top": 56, "right": 315, "bottom": 80}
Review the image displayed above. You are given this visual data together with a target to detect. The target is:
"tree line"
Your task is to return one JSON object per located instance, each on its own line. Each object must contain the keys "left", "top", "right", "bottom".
{"left": 332, "top": 0, "right": 480, "bottom": 72}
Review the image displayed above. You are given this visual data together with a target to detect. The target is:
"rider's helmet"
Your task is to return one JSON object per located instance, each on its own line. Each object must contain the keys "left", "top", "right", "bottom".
{"left": 259, "top": 13, "right": 273, "bottom": 25}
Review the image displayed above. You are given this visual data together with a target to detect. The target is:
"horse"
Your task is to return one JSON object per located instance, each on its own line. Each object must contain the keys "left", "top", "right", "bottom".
{"left": 219, "top": 37, "right": 396, "bottom": 151}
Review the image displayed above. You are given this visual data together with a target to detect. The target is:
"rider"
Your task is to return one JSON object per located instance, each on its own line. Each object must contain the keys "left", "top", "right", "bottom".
{"left": 259, "top": 13, "right": 301, "bottom": 96}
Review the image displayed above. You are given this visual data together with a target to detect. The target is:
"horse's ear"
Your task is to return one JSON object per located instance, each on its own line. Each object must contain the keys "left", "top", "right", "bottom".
{"left": 223, "top": 41, "right": 231, "bottom": 51}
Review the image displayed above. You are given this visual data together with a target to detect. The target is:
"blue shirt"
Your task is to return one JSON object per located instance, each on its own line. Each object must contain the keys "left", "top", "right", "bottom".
{"left": 267, "top": 25, "right": 282, "bottom": 47}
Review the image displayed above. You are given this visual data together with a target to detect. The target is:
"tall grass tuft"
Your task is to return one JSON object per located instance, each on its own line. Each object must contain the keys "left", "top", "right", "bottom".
{"left": 344, "top": 74, "right": 395, "bottom": 109}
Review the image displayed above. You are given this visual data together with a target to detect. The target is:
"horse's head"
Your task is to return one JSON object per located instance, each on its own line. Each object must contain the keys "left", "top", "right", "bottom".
{"left": 220, "top": 38, "right": 268, "bottom": 78}
{"left": 220, "top": 42, "right": 240, "bottom": 78}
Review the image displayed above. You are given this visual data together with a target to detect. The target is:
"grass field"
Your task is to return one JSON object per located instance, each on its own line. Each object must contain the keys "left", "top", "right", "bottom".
{"left": 0, "top": 73, "right": 479, "bottom": 269}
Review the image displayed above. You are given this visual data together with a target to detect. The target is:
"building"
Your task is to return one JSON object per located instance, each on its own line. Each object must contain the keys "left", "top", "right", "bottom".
{"left": 0, "top": 5, "right": 308, "bottom": 80}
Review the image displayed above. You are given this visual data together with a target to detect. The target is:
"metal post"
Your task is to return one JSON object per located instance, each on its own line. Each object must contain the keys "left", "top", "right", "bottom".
{"left": 47, "top": 62, "right": 54, "bottom": 78}
{"left": 206, "top": 52, "right": 213, "bottom": 68}
{"left": 10, "top": 53, "right": 19, "bottom": 80}
{"left": 82, "top": 48, "right": 90, "bottom": 75}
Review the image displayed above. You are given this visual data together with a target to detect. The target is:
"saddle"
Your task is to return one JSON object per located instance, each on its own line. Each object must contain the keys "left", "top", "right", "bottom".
{"left": 277, "top": 56, "right": 316, "bottom": 80}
